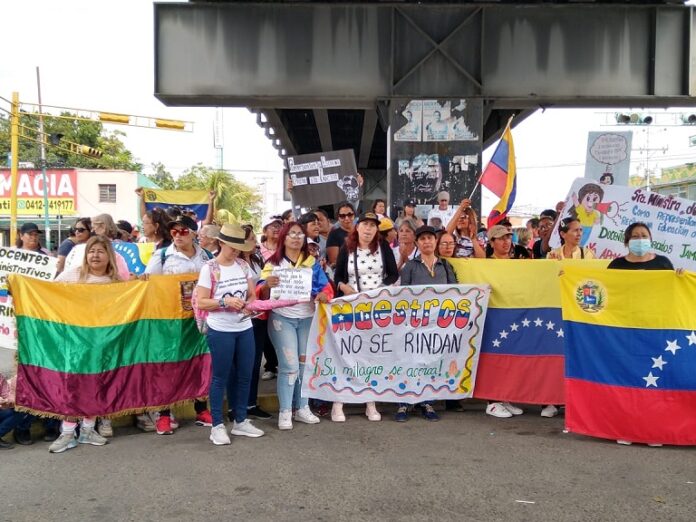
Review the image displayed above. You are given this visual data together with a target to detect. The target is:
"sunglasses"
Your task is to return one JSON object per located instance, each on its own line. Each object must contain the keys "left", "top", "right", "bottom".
{"left": 171, "top": 228, "right": 191, "bottom": 237}
{"left": 75, "top": 227, "right": 89, "bottom": 233}
{"left": 287, "top": 232, "right": 305, "bottom": 239}
{"left": 338, "top": 212, "right": 355, "bottom": 219}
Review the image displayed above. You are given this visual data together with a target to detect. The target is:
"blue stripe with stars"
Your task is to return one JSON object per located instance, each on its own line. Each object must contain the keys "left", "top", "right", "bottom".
{"left": 481, "top": 308, "right": 564, "bottom": 356}
{"left": 565, "top": 321, "right": 696, "bottom": 391}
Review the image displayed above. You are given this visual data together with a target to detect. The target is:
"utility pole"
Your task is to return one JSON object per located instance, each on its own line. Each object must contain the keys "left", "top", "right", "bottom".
{"left": 36, "top": 67, "right": 52, "bottom": 249}
{"left": 9, "top": 93, "right": 20, "bottom": 247}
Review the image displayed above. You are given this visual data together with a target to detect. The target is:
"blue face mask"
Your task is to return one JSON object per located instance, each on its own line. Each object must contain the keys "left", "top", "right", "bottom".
{"left": 628, "top": 238, "right": 651, "bottom": 256}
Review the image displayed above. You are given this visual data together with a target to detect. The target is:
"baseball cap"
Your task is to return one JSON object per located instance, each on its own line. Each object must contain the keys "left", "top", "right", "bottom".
{"left": 167, "top": 215, "right": 198, "bottom": 232}
{"left": 403, "top": 199, "right": 416, "bottom": 207}
{"left": 357, "top": 212, "right": 381, "bottom": 226}
{"left": 415, "top": 225, "right": 437, "bottom": 239}
{"left": 262, "top": 215, "right": 283, "bottom": 229}
{"left": 378, "top": 217, "right": 395, "bottom": 232}
{"left": 487, "top": 225, "right": 512, "bottom": 240}
{"left": 20, "top": 223, "right": 42, "bottom": 235}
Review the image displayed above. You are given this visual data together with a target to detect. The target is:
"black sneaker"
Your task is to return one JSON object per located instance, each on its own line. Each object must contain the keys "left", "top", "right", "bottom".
{"left": 247, "top": 406, "right": 272, "bottom": 420}
{"left": 14, "top": 429, "right": 34, "bottom": 445}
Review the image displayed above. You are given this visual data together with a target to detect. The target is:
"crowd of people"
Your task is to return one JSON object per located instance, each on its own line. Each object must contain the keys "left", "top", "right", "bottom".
{"left": 0, "top": 189, "right": 680, "bottom": 452}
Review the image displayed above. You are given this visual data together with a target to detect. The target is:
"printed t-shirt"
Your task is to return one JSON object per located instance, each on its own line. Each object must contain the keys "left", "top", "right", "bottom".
{"left": 198, "top": 261, "right": 253, "bottom": 332}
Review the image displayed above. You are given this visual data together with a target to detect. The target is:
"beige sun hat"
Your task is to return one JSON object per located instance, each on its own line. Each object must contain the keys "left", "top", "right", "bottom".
{"left": 215, "top": 223, "right": 255, "bottom": 252}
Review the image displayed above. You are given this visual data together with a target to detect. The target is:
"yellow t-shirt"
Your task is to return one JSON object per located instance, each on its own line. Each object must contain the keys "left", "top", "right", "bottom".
{"left": 550, "top": 246, "right": 596, "bottom": 260}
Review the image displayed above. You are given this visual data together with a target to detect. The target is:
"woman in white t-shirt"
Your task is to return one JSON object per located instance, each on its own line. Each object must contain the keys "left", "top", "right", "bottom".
{"left": 258, "top": 222, "right": 334, "bottom": 431}
{"left": 195, "top": 223, "right": 264, "bottom": 446}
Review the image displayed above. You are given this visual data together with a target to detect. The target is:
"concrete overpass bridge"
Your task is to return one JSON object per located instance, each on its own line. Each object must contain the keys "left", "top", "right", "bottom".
{"left": 154, "top": 0, "right": 696, "bottom": 215}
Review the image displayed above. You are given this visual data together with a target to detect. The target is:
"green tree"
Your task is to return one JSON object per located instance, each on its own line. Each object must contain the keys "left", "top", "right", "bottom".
{"left": 0, "top": 111, "right": 141, "bottom": 171}
{"left": 145, "top": 161, "right": 176, "bottom": 189}
{"left": 176, "top": 163, "right": 262, "bottom": 227}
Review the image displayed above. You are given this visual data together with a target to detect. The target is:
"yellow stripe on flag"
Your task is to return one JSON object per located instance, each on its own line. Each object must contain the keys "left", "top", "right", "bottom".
{"left": 143, "top": 189, "right": 208, "bottom": 206}
{"left": 448, "top": 258, "right": 609, "bottom": 309}
{"left": 9, "top": 274, "right": 197, "bottom": 327}
{"left": 560, "top": 266, "right": 696, "bottom": 330}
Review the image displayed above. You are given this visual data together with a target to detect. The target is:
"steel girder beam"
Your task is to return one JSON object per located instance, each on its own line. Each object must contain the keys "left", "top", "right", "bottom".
{"left": 155, "top": 2, "right": 696, "bottom": 108}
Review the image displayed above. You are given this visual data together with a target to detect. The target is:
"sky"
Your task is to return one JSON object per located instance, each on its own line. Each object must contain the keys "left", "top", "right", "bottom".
{"left": 2, "top": 1, "right": 696, "bottom": 219}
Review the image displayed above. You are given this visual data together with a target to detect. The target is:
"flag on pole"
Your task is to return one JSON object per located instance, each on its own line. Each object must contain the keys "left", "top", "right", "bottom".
{"left": 483, "top": 122, "right": 516, "bottom": 227}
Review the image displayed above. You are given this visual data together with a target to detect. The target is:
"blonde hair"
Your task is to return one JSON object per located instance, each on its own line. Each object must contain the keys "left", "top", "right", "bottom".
{"left": 92, "top": 214, "right": 120, "bottom": 240}
{"left": 80, "top": 235, "right": 121, "bottom": 282}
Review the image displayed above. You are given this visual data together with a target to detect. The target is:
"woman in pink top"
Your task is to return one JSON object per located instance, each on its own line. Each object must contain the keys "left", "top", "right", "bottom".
{"left": 48, "top": 236, "right": 124, "bottom": 454}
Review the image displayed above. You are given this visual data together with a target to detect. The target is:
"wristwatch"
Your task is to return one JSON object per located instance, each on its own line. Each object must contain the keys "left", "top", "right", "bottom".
{"left": 218, "top": 298, "right": 226, "bottom": 309}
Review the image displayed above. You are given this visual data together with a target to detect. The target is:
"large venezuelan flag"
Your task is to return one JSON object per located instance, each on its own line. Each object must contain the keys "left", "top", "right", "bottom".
{"left": 561, "top": 266, "right": 696, "bottom": 445}
{"left": 143, "top": 189, "right": 209, "bottom": 221}
{"left": 450, "top": 259, "right": 564, "bottom": 404}
{"left": 9, "top": 274, "right": 210, "bottom": 418}
{"left": 483, "top": 123, "right": 516, "bottom": 227}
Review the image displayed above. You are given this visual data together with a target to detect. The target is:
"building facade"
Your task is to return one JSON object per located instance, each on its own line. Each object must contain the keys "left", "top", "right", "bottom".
{"left": 0, "top": 168, "right": 155, "bottom": 249}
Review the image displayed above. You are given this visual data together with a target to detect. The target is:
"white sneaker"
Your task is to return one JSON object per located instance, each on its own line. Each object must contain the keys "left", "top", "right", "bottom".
{"left": 261, "top": 371, "right": 276, "bottom": 381}
{"left": 278, "top": 410, "right": 293, "bottom": 430}
{"left": 294, "top": 406, "right": 320, "bottom": 424}
{"left": 540, "top": 405, "right": 559, "bottom": 418}
{"left": 78, "top": 427, "right": 108, "bottom": 446}
{"left": 486, "top": 402, "right": 513, "bottom": 418}
{"left": 616, "top": 440, "right": 632, "bottom": 445}
{"left": 502, "top": 402, "right": 523, "bottom": 415}
{"left": 48, "top": 432, "right": 78, "bottom": 453}
{"left": 136, "top": 413, "right": 156, "bottom": 432}
{"left": 365, "top": 402, "right": 381, "bottom": 421}
{"left": 210, "top": 424, "right": 231, "bottom": 445}
{"left": 331, "top": 403, "right": 346, "bottom": 422}
{"left": 230, "top": 419, "right": 265, "bottom": 438}
{"left": 647, "top": 443, "right": 663, "bottom": 447}
{"left": 98, "top": 419, "right": 113, "bottom": 438}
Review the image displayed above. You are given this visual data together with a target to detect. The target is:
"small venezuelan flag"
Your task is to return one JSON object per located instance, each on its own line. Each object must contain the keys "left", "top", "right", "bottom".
{"left": 143, "top": 189, "right": 209, "bottom": 221}
{"left": 561, "top": 266, "right": 696, "bottom": 446}
{"left": 482, "top": 121, "right": 516, "bottom": 227}
{"left": 10, "top": 274, "right": 211, "bottom": 418}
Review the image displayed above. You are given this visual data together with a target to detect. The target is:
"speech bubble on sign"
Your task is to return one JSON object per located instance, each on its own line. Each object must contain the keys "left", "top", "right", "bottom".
{"left": 589, "top": 133, "right": 629, "bottom": 165}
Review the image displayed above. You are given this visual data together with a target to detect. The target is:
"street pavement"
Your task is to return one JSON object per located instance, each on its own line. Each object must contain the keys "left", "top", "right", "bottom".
{"left": 1, "top": 402, "right": 694, "bottom": 522}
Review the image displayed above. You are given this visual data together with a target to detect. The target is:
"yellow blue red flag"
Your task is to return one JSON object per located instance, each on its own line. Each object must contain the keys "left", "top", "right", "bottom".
{"left": 483, "top": 122, "right": 516, "bottom": 227}
{"left": 560, "top": 266, "right": 696, "bottom": 445}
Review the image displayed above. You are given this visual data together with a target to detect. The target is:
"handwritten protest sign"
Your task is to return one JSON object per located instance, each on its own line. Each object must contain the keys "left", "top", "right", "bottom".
{"left": 551, "top": 177, "right": 696, "bottom": 270}
{"left": 0, "top": 247, "right": 57, "bottom": 350}
{"left": 584, "top": 132, "right": 632, "bottom": 186}
{"left": 270, "top": 267, "right": 312, "bottom": 302}
{"left": 302, "top": 284, "right": 491, "bottom": 404}
{"left": 287, "top": 149, "right": 360, "bottom": 207}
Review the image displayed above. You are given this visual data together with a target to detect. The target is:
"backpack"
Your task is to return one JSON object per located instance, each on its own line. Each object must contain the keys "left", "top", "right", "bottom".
{"left": 191, "top": 259, "right": 220, "bottom": 335}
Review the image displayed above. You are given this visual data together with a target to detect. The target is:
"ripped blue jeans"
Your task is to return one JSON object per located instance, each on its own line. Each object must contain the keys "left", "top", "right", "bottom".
{"left": 267, "top": 312, "right": 312, "bottom": 412}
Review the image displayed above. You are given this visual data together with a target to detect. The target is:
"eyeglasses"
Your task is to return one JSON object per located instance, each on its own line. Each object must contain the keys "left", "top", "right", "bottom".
{"left": 171, "top": 228, "right": 191, "bottom": 237}
{"left": 287, "top": 232, "right": 305, "bottom": 239}
{"left": 75, "top": 227, "right": 89, "bottom": 233}
{"left": 439, "top": 241, "right": 455, "bottom": 247}
{"left": 92, "top": 222, "right": 104, "bottom": 227}
{"left": 338, "top": 212, "right": 354, "bottom": 219}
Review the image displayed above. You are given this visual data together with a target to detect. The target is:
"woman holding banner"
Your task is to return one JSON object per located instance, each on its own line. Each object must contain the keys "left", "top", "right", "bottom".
{"left": 258, "top": 222, "right": 334, "bottom": 431}
{"left": 195, "top": 223, "right": 264, "bottom": 446}
{"left": 332, "top": 212, "right": 399, "bottom": 423}
{"left": 48, "top": 235, "right": 123, "bottom": 453}
{"left": 395, "top": 225, "right": 458, "bottom": 422}
{"left": 548, "top": 218, "right": 595, "bottom": 260}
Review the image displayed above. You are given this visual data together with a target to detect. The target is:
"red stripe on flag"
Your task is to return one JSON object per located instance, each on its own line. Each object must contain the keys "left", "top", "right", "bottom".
{"left": 566, "top": 378, "right": 696, "bottom": 446}
{"left": 473, "top": 353, "right": 564, "bottom": 405}
{"left": 480, "top": 162, "right": 508, "bottom": 198}
{"left": 16, "top": 354, "right": 211, "bottom": 418}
